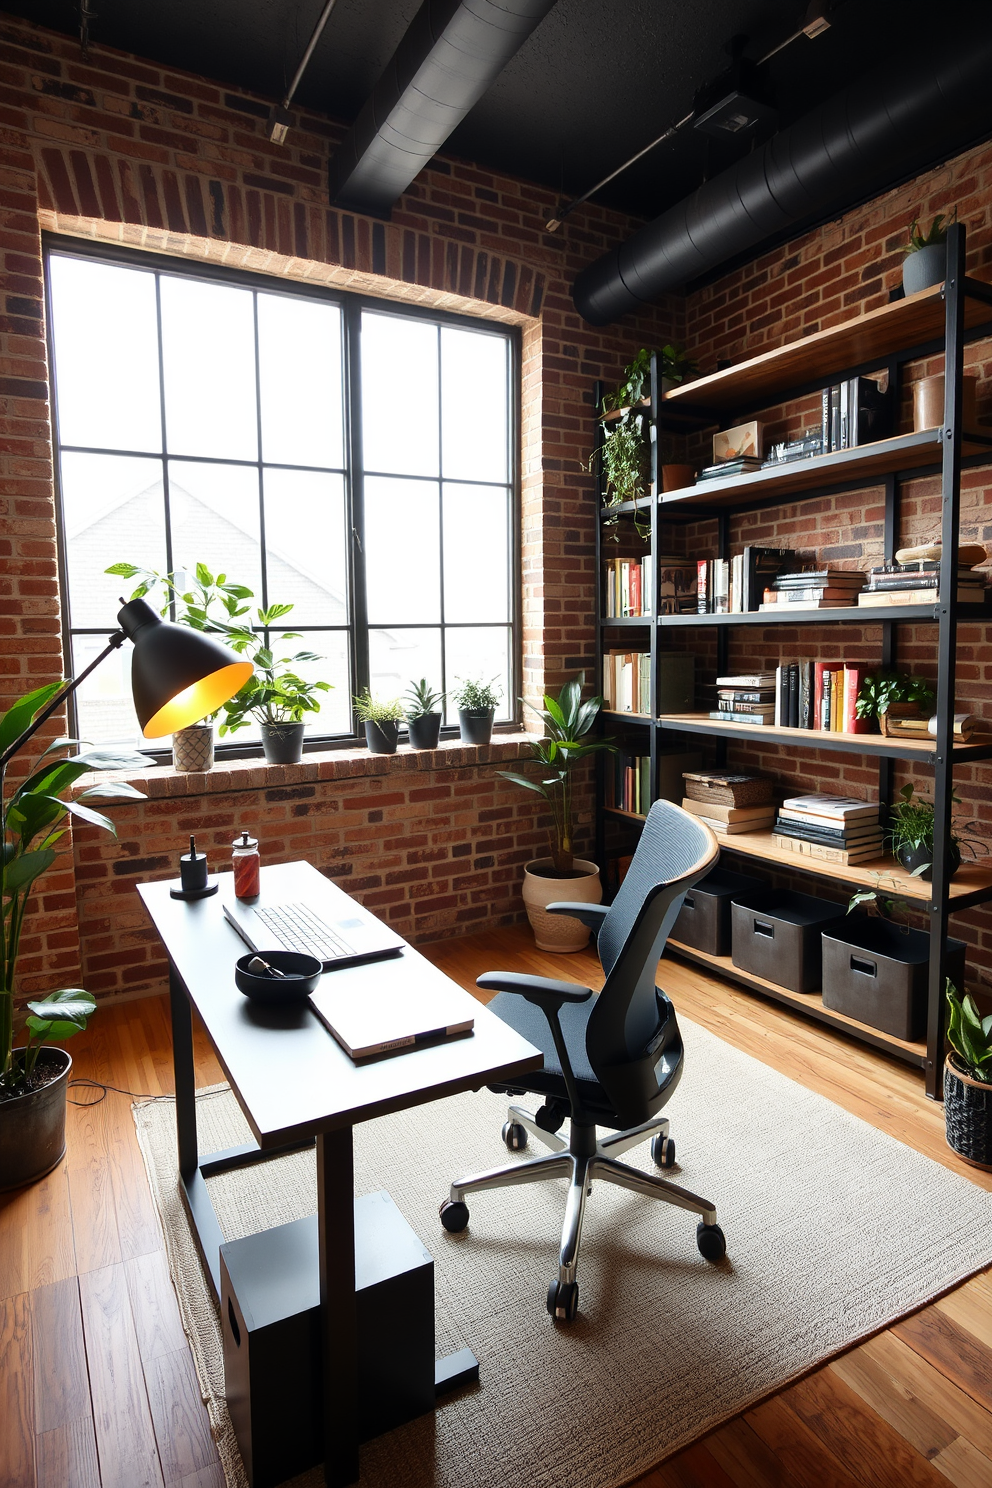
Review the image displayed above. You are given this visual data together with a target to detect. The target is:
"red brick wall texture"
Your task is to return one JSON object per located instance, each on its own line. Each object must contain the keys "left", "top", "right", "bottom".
{"left": 3, "top": 9, "right": 992, "bottom": 1000}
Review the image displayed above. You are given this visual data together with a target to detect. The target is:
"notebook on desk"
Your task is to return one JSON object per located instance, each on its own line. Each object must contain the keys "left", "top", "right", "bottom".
{"left": 223, "top": 894, "right": 405, "bottom": 972}
{"left": 309, "top": 972, "right": 475, "bottom": 1060}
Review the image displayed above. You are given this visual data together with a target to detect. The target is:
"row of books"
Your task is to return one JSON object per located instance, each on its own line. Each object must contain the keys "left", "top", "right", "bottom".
{"left": 680, "top": 769, "right": 775, "bottom": 834}
{"left": 603, "top": 556, "right": 654, "bottom": 617}
{"left": 772, "top": 794, "right": 885, "bottom": 866}
{"left": 858, "top": 559, "right": 988, "bottom": 608}
{"left": 758, "top": 569, "right": 866, "bottom": 611}
{"left": 706, "top": 666, "right": 870, "bottom": 732}
{"left": 601, "top": 650, "right": 651, "bottom": 714}
{"left": 605, "top": 752, "right": 651, "bottom": 815}
{"left": 819, "top": 376, "right": 890, "bottom": 452}
{"left": 697, "top": 546, "right": 809, "bottom": 614}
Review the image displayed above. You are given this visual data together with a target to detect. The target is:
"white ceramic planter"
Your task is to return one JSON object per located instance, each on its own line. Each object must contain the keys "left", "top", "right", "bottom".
{"left": 521, "top": 858, "right": 601, "bottom": 952}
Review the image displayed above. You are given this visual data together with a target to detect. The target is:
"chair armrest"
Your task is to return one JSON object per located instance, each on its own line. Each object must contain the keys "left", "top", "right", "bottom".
{"left": 476, "top": 971, "right": 593, "bottom": 1007}
{"left": 547, "top": 902, "right": 609, "bottom": 931}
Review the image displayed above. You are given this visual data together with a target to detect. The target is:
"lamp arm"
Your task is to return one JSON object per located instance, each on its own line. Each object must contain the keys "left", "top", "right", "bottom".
{"left": 0, "top": 630, "right": 127, "bottom": 776}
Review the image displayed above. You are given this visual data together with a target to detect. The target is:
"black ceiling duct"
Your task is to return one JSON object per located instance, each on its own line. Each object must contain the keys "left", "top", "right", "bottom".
{"left": 573, "top": 24, "right": 992, "bottom": 326}
{"left": 327, "top": 0, "right": 558, "bottom": 217}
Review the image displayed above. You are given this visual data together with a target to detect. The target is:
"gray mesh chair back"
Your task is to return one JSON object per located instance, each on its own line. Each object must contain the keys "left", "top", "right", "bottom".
{"left": 585, "top": 800, "right": 718, "bottom": 1126}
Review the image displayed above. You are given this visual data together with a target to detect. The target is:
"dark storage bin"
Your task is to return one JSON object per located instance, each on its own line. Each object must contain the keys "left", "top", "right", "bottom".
{"left": 821, "top": 916, "right": 966, "bottom": 1041}
{"left": 731, "top": 890, "right": 847, "bottom": 994}
{"left": 672, "top": 867, "right": 767, "bottom": 956}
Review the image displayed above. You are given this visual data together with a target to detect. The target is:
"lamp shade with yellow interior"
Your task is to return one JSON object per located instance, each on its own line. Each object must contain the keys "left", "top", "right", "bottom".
{"left": 117, "top": 597, "right": 254, "bottom": 738}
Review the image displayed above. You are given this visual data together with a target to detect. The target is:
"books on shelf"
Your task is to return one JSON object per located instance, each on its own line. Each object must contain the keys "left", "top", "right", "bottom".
{"left": 858, "top": 558, "right": 989, "bottom": 609}
{"left": 773, "top": 792, "right": 884, "bottom": 864}
{"left": 658, "top": 558, "right": 698, "bottom": 615}
{"left": 682, "top": 799, "right": 775, "bottom": 833}
{"left": 683, "top": 771, "right": 775, "bottom": 808}
{"left": 770, "top": 661, "right": 870, "bottom": 733}
{"left": 606, "top": 751, "right": 651, "bottom": 816}
{"left": 698, "top": 456, "right": 763, "bottom": 480}
{"left": 602, "top": 650, "right": 651, "bottom": 714}
{"left": 697, "top": 558, "right": 730, "bottom": 613}
{"left": 779, "top": 794, "right": 880, "bottom": 822}
{"left": 821, "top": 375, "right": 891, "bottom": 452}
{"left": 771, "top": 834, "right": 887, "bottom": 866}
{"left": 694, "top": 549, "right": 807, "bottom": 614}
{"left": 762, "top": 432, "right": 824, "bottom": 466}
{"left": 603, "top": 555, "right": 653, "bottom": 617}
{"left": 760, "top": 569, "right": 866, "bottom": 610}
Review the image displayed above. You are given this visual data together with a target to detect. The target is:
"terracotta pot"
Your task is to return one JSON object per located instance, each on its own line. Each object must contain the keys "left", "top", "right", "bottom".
{"left": 521, "top": 858, "right": 601, "bottom": 953}
{"left": 944, "top": 1055, "right": 992, "bottom": 1171}
{"left": 912, "top": 373, "right": 978, "bottom": 434}
{"left": 0, "top": 1048, "right": 71, "bottom": 1192}
{"left": 172, "top": 723, "right": 214, "bottom": 772}
{"left": 661, "top": 464, "right": 695, "bottom": 493}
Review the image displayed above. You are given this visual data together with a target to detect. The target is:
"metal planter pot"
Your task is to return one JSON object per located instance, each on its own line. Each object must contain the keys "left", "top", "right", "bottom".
{"left": 0, "top": 1048, "right": 72, "bottom": 1192}
{"left": 260, "top": 722, "right": 305, "bottom": 765}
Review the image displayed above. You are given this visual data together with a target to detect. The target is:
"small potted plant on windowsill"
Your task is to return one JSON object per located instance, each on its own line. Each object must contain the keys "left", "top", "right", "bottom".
{"left": 944, "top": 979, "right": 992, "bottom": 1170}
{"left": 903, "top": 212, "right": 951, "bottom": 297}
{"left": 404, "top": 679, "right": 444, "bottom": 751}
{"left": 854, "top": 671, "right": 936, "bottom": 736}
{"left": 452, "top": 678, "right": 501, "bottom": 746}
{"left": 219, "top": 604, "right": 330, "bottom": 766}
{"left": 498, "top": 675, "right": 615, "bottom": 952}
{"left": 353, "top": 691, "right": 405, "bottom": 755}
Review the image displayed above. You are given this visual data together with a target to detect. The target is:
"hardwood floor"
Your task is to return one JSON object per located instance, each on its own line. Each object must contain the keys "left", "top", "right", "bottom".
{"left": 1, "top": 925, "right": 989, "bottom": 1488}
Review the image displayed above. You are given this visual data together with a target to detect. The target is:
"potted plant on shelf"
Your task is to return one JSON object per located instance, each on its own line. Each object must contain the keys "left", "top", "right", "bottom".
{"left": 353, "top": 690, "right": 404, "bottom": 755}
{"left": 404, "top": 679, "right": 444, "bottom": 751}
{"left": 854, "top": 671, "right": 936, "bottom": 736}
{"left": 903, "top": 213, "right": 951, "bottom": 297}
{"left": 944, "top": 980, "right": 992, "bottom": 1170}
{"left": 1, "top": 683, "right": 148, "bottom": 1189}
{"left": 453, "top": 678, "right": 501, "bottom": 746}
{"left": 884, "top": 782, "right": 988, "bottom": 880}
{"left": 498, "top": 675, "right": 615, "bottom": 952}
{"left": 107, "top": 559, "right": 256, "bottom": 771}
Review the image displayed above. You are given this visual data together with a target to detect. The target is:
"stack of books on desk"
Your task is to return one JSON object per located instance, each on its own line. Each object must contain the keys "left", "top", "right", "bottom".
{"left": 682, "top": 770, "right": 776, "bottom": 835}
{"left": 760, "top": 569, "right": 866, "bottom": 610}
{"left": 709, "top": 672, "right": 777, "bottom": 724}
{"left": 858, "top": 561, "right": 989, "bottom": 608}
{"left": 772, "top": 795, "right": 885, "bottom": 865}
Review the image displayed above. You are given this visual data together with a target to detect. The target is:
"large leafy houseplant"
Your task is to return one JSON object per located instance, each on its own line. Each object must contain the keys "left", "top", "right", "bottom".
{"left": 499, "top": 676, "right": 614, "bottom": 876}
{"left": 1, "top": 683, "right": 147, "bottom": 1100}
{"left": 946, "top": 980, "right": 992, "bottom": 1085}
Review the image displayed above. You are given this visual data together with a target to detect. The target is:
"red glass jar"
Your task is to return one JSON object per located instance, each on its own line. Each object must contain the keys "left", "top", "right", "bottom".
{"left": 232, "top": 830, "right": 260, "bottom": 899}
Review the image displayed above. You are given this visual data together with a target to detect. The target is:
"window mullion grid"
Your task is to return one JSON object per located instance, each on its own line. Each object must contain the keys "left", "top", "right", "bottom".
{"left": 252, "top": 290, "right": 270, "bottom": 663}
{"left": 154, "top": 271, "right": 175, "bottom": 616}
{"left": 436, "top": 325, "right": 447, "bottom": 721}
{"left": 346, "top": 299, "right": 369, "bottom": 737}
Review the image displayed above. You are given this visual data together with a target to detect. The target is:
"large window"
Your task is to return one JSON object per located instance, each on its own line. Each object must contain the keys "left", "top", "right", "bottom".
{"left": 45, "top": 243, "right": 517, "bottom": 751}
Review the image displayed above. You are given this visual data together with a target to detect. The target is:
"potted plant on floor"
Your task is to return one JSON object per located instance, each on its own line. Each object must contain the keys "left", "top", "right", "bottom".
{"left": 498, "top": 675, "right": 615, "bottom": 952}
{"left": 1, "top": 683, "right": 148, "bottom": 1189}
{"left": 903, "top": 213, "right": 951, "bottom": 296}
{"left": 854, "top": 672, "right": 936, "bottom": 736}
{"left": 404, "top": 679, "right": 444, "bottom": 750}
{"left": 453, "top": 678, "right": 501, "bottom": 746}
{"left": 107, "top": 559, "right": 256, "bottom": 771}
{"left": 353, "top": 690, "right": 404, "bottom": 755}
{"left": 944, "top": 980, "right": 992, "bottom": 1170}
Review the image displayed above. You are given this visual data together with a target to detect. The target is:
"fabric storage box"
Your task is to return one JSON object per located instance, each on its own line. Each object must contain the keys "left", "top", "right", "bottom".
{"left": 672, "top": 867, "right": 767, "bottom": 956}
{"left": 821, "top": 916, "right": 966, "bottom": 1040}
{"left": 731, "top": 890, "right": 847, "bottom": 994}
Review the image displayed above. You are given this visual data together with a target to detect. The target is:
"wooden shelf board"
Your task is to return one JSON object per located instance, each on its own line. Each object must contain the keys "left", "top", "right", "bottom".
{"left": 602, "top": 710, "right": 653, "bottom": 724}
{"left": 605, "top": 605, "right": 992, "bottom": 627}
{"left": 603, "top": 806, "right": 647, "bottom": 822}
{"left": 660, "top": 283, "right": 992, "bottom": 414}
{"left": 665, "top": 939, "right": 927, "bottom": 1065}
{"left": 655, "top": 712, "right": 992, "bottom": 761}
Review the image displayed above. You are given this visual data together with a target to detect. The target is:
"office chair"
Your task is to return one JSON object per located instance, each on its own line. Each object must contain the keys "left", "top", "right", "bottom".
{"left": 439, "top": 800, "right": 724, "bottom": 1321}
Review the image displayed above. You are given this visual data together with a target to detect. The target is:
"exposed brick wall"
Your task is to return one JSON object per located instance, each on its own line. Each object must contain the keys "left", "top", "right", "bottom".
{"left": 0, "top": 10, "right": 677, "bottom": 1000}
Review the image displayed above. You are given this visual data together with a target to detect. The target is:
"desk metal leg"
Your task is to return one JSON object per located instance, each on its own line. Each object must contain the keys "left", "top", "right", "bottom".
{"left": 170, "top": 966, "right": 198, "bottom": 1178}
{"left": 316, "top": 1128, "right": 359, "bottom": 1487}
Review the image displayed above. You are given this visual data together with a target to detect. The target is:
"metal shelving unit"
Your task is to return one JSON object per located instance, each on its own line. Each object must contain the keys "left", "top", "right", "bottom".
{"left": 594, "top": 223, "right": 992, "bottom": 1098}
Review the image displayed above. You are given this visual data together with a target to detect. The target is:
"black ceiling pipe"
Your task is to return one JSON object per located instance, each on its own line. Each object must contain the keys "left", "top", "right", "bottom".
{"left": 573, "top": 24, "right": 992, "bottom": 326}
{"left": 327, "top": 0, "right": 558, "bottom": 217}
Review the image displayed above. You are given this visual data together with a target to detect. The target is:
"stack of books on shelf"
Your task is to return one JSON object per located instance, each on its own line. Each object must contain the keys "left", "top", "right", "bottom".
{"left": 603, "top": 555, "right": 654, "bottom": 617}
{"left": 772, "top": 794, "right": 885, "bottom": 865}
{"left": 602, "top": 650, "right": 650, "bottom": 713}
{"left": 759, "top": 569, "right": 866, "bottom": 611}
{"left": 858, "top": 558, "right": 989, "bottom": 608}
{"left": 762, "top": 431, "right": 825, "bottom": 466}
{"left": 696, "top": 547, "right": 808, "bottom": 614}
{"left": 819, "top": 376, "right": 890, "bottom": 452}
{"left": 606, "top": 751, "right": 651, "bottom": 815}
{"left": 681, "top": 770, "right": 776, "bottom": 835}
{"left": 709, "top": 672, "right": 777, "bottom": 724}
{"left": 772, "top": 661, "right": 870, "bottom": 732}
{"left": 697, "top": 454, "right": 763, "bottom": 481}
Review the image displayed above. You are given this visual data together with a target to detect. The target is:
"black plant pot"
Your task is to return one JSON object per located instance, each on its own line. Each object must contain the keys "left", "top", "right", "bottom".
{"left": 407, "top": 713, "right": 441, "bottom": 750}
{"left": 458, "top": 707, "right": 494, "bottom": 746}
{"left": 260, "top": 721, "right": 305, "bottom": 764}
{"left": 0, "top": 1048, "right": 71, "bottom": 1192}
{"left": 896, "top": 841, "right": 961, "bottom": 881}
{"left": 365, "top": 719, "right": 399, "bottom": 755}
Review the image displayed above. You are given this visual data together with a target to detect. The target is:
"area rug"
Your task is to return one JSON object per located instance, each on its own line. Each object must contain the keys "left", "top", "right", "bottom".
{"left": 134, "top": 1018, "right": 992, "bottom": 1488}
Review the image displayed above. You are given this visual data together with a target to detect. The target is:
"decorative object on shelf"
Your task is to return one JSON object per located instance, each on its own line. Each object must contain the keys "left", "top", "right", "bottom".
{"left": 712, "top": 420, "right": 763, "bottom": 465}
{"left": 232, "top": 830, "right": 261, "bottom": 900}
{"left": 499, "top": 675, "right": 614, "bottom": 951}
{"left": 884, "top": 782, "right": 988, "bottom": 880}
{"left": 912, "top": 372, "right": 978, "bottom": 434}
{"left": 902, "top": 213, "right": 950, "bottom": 296}
{"left": 403, "top": 679, "right": 444, "bottom": 750}
{"left": 822, "top": 918, "right": 965, "bottom": 1043}
{"left": 453, "top": 677, "right": 501, "bottom": 746}
{"left": 353, "top": 689, "right": 404, "bottom": 755}
{"left": 944, "top": 980, "right": 992, "bottom": 1170}
{"left": 661, "top": 463, "right": 696, "bottom": 492}
{"left": 854, "top": 672, "right": 936, "bottom": 734}
{"left": 171, "top": 721, "right": 215, "bottom": 773}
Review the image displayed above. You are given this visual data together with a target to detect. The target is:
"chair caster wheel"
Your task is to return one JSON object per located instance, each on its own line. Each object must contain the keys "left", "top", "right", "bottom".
{"left": 502, "top": 1120, "right": 528, "bottom": 1151}
{"left": 651, "top": 1134, "right": 676, "bottom": 1168}
{"left": 439, "top": 1200, "right": 469, "bottom": 1233}
{"left": 696, "top": 1222, "right": 726, "bottom": 1262}
{"left": 546, "top": 1278, "right": 579, "bottom": 1321}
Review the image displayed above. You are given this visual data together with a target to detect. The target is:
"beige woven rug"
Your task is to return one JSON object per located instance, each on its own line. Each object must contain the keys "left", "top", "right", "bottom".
{"left": 134, "top": 1019, "right": 992, "bottom": 1488}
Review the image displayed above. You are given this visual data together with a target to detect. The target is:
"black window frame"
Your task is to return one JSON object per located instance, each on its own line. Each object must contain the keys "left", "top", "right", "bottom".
{"left": 43, "top": 233, "right": 522, "bottom": 759}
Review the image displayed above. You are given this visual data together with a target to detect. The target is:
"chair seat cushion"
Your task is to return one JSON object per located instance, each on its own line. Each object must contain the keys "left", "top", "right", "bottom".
{"left": 485, "top": 990, "right": 623, "bottom": 1122}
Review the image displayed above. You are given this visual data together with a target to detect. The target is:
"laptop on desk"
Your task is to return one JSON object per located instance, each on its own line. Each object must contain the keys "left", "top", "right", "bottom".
{"left": 309, "top": 964, "right": 475, "bottom": 1061}
{"left": 223, "top": 893, "right": 405, "bottom": 972}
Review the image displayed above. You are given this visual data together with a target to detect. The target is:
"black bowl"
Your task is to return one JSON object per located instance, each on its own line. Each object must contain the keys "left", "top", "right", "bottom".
{"left": 235, "top": 950, "right": 322, "bottom": 1003}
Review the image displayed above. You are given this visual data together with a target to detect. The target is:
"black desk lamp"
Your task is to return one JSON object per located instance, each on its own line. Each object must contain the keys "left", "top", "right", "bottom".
{"left": 0, "top": 597, "right": 254, "bottom": 773}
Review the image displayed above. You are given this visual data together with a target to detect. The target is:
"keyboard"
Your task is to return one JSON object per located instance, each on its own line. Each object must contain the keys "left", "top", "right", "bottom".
{"left": 253, "top": 902, "right": 353, "bottom": 962}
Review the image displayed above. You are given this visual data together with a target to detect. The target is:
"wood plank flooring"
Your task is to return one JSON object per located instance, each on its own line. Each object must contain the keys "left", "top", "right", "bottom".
{"left": 0, "top": 923, "right": 988, "bottom": 1488}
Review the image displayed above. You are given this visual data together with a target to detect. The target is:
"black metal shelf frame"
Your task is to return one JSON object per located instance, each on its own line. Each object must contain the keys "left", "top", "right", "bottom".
{"left": 594, "top": 225, "right": 991, "bottom": 1099}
